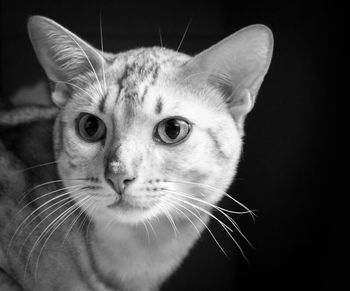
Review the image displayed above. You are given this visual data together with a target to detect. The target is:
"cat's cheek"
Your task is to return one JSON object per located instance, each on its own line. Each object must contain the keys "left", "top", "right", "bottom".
{"left": 57, "top": 142, "right": 103, "bottom": 185}
{"left": 57, "top": 155, "right": 80, "bottom": 184}
{"left": 63, "top": 127, "right": 104, "bottom": 159}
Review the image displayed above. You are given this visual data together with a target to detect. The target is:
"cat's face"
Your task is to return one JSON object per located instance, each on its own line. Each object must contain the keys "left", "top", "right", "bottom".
{"left": 28, "top": 16, "right": 272, "bottom": 225}
{"left": 55, "top": 48, "right": 241, "bottom": 224}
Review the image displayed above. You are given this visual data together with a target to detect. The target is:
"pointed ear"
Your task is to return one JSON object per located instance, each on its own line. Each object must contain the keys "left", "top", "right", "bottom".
{"left": 27, "top": 16, "right": 105, "bottom": 107}
{"left": 186, "top": 25, "right": 273, "bottom": 131}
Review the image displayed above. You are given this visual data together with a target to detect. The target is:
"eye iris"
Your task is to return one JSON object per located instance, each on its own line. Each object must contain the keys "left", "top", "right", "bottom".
{"left": 77, "top": 113, "right": 106, "bottom": 142}
{"left": 154, "top": 117, "right": 191, "bottom": 145}
{"left": 165, "top": 119, "right": 180, "bottom": 139}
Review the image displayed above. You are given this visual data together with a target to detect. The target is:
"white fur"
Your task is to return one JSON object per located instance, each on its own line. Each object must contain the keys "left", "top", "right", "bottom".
{"left": 27, "top": 15, "right": 273, "bottom": 290}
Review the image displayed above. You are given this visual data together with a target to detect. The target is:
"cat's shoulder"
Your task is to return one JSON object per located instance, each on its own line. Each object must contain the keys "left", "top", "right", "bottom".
{"left": 0, "top": 80, "right": 57, "bottom": 127}
{"left": 0, "top": 105, "right": 58, "bottom": 128}
{"left": 0, "top": 104, "right": 57, "bottom": 167}
{"left": 0, "top": 139, "right": 26, "bottom": 201}
{"left": 0, "top": 84, "right": 58, "bottom": 200}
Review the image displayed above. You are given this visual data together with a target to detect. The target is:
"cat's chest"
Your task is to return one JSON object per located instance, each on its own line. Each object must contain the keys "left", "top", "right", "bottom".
{"left": 90, "top": 217, "right": 203, "bottom": 290}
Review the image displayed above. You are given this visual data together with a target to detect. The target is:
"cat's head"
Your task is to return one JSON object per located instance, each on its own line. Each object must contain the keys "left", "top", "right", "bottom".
{"left": 28, "top": 16, "right": 273, "bottom": 225}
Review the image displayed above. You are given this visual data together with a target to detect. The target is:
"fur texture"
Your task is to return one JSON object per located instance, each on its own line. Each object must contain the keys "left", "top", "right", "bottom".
{"left": 0, "top": 16, "right": 273, "bottom": 291}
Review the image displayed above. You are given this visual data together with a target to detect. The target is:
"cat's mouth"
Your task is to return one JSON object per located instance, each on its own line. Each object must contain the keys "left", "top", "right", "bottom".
{"left": 107, "top": 195, "right": 153, "bottom": 211}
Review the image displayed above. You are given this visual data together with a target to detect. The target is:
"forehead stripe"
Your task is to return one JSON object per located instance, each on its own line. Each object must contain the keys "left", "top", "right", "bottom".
{"left": 155, "top": 97, "right": 163, "bottom": 114}
{"left": 98, "top": 93, "right": 108, "bottom": 113}
{"left": 150, "top": 65, "right": 160, "bottom": 86}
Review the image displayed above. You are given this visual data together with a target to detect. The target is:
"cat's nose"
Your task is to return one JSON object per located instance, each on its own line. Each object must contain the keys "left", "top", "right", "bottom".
{"left": 105, "top": 172, "right": 136, "bottom": 195}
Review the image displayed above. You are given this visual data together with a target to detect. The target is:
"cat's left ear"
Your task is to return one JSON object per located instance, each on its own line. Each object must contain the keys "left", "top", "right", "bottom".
{"left": 27, "top": 16, "right": 105, "bottom": 107}
{"left": 186, "top": 25, "right": 273, "bottom": 131}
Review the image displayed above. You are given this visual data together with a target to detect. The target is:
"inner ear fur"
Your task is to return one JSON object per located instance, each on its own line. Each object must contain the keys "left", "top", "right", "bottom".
{"left": 27, "top": 15, "right": 106, "bottom": 107}
{"left": 184, "top": 24, "right": 273, "bottom": 130}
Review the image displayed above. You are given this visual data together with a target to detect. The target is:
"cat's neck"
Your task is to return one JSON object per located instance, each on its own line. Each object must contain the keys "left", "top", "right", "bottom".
{"left": 88, "top": 214, "right": 208, "bottom": 291}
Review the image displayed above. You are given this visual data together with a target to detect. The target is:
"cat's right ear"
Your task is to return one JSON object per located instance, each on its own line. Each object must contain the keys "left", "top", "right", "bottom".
{"left": 27, "top": 16, "right": 105, "bottom": 107}
{"left": 182, "top": 25, "right": 273, "bottom": 133}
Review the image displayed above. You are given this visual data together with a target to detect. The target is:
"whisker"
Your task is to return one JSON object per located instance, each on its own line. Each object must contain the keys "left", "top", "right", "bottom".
{"left": 164, "top": 183, "right": 254, "bottom": 216}
{"left": 84, "top": 202, "right": 99, "bottom": 237}
{"left": 99, "top": 10, "right": 107, "bottom": 91}
{"left": 71, "top": 196, "right": 97, "bottom": 232}
{"left": 145, "top": 218, "right": 158, "bottom": 241}
{"left": 167, "top": 180, "right": 256, "bottom": 220}
{"left": 165, "top": 189, "right": 253, "bottom": 248}
{"left": 177, "top": 17, "right": 192, "bottom": 52}
{"left": 165, "top": 197, "right": 228, "bottom": 257}
{"left": 168, "top": 188, "right": 247, "bottom": 234}
{"left": 164, "top": 191, "right": 234, "bottom": 233}
{"left": 167, "top": 193, "right": 248, "bottom": 260}
{"left": 21, "top": 188, "right": 82, "bottom": 229}
{"left": 76, "top": 195, "right": 100, "bottom": 234}
{"left": 19, "top": 190, "right": 87, "bottom": 261}
{"left": 103, "top": 219, "right": 115, "bottom": 233}
{"left": 34, "top": 196, "right": 91, "bottom": 281}
{"left": 163, "top": 206, "right": 179, "bottom": 238}
{"left": 17, "top": 177, "right": 87, "bottom": 204}
{"left": 23, "top": 191, "right": 87, "bottom": 280}
{"left": 162, "top": 198, "right": 201, "bottom": 237}
{"left": 13, "top": 160, "right": 58, "bottom": 174}
{"left": 64, "top": 30, "right": 104, "bottom": 95}
{"left": 53, "top": 80, "right": 97, "bottom": 101}
{"left": 142, "top": 221, "right": 151, "bottom": 244}
{"left": 61, "top": 198, "right": 95, "bottom": 246}
{"left": 17, "top": 184, "right": 82, "bottom": 217}
{"left": 78, "top": 209, "right": 90, "bottom": 234}
{"left": 7, "top": 185, "right": 83, "bottom": 255}
{"left": 158, "top": 26, "right": 163, "bottom": 47}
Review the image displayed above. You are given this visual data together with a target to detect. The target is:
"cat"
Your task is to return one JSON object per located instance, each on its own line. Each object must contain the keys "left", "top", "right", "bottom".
{"left": 0, "top": 16, "right": 273, "bottom": 291}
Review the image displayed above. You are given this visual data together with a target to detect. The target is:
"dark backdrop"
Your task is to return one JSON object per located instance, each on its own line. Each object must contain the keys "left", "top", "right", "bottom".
{"left": 1, "top": 1, "right": 338, "bottom": 290}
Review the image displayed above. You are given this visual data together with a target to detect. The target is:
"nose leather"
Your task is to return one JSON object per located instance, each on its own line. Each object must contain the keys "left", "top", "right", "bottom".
{"left": 105, "top": 161, "right": 136, "bottom": 194}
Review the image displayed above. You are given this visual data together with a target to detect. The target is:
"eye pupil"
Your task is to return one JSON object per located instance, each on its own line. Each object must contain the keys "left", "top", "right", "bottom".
{"left": 85, "top": 116, "right": 98, "bottom": 137}
{"left": 165, "top": 119, "right": 180, "bottom": 139}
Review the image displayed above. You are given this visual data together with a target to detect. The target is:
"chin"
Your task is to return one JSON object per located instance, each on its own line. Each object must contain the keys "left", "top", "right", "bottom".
{"left": 87, "top": 198, "right": 161, "bottom": 225}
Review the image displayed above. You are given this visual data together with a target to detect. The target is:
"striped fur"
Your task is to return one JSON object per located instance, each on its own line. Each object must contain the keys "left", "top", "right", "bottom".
{"left": 0, "top": 16, "right": 273, "bottom": 291}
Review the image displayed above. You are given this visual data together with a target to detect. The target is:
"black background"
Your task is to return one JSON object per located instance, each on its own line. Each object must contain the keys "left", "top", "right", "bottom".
{"left": 1, "top": 1, "right": 338, "bottom": 290}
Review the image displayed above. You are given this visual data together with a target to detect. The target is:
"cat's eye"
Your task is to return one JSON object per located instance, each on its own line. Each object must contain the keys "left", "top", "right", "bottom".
{"left": 154, "top": 117, "right": 191, "bottom": 145}
{"left": 76, "top": 113, "right": 106, "bottom": 142}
